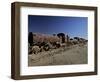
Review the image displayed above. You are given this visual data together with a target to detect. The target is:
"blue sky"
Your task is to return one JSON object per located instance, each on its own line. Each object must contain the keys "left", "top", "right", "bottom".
{"left": 28, "top": 15, "right": 88, "bottom": 39}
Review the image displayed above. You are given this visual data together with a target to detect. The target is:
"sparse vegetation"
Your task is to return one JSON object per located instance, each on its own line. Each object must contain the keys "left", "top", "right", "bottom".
{"left": 28, "top": 32, "right": 88, "bottom": 66}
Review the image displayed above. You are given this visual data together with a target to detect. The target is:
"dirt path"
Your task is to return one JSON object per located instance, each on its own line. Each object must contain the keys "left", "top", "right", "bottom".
{"left": 28, "top": 44, "right": 88, "bottom": 66}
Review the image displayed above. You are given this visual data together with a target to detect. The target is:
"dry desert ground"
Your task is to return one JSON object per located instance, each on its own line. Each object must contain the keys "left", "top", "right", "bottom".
{"left": 28, "top": 44, "right": 87, "bottom": 66}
